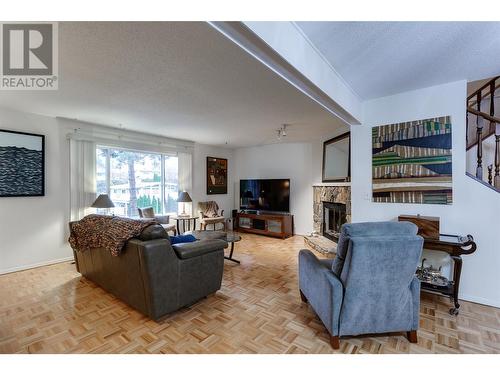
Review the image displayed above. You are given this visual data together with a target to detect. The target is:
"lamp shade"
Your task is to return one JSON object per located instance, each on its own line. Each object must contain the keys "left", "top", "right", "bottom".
{"left": 177, "top": 191, "right": 192, "bottom": 203}
{"left": 91, "top": 194, "right": 115, "bottom": 208}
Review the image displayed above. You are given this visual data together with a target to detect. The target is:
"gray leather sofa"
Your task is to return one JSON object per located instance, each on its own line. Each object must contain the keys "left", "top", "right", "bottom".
{"left": 71, "top": 223, "right": 228, "bottom": 320}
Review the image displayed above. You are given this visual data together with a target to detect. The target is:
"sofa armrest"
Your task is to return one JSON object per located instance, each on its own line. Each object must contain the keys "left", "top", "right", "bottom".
{"left": 134, "top": 238, "right": 180, "bottom": 320}
{"left": 172, "top": 239, "right": 228, "bottom": 259}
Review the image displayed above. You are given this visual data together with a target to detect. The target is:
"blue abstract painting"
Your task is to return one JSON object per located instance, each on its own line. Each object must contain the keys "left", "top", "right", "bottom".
{"left": 0, "top": 129, "right": 45, "bottom": 197}
{"left": 372, "top": 116, "right": 452, "bottom": 204}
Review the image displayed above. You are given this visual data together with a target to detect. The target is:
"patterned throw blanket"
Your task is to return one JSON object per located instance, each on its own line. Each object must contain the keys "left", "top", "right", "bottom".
{"left": 199, "top": 201, "right": 220, "bottom": 217}
{"left": 68, "top": 214, "right": 157, "bottom": 256}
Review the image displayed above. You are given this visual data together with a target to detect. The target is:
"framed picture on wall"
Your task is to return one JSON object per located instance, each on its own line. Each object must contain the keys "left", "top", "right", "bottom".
{"left": 0, "top": 129, "right": 45, "bottom": 197}
{"left": 207, "top": 156, "right": 227, "bottom": 194}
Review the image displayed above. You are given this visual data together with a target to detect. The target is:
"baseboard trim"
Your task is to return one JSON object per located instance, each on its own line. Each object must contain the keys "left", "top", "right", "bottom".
{"left": 459, "top": 293, "right": 500, "bottom": 309}
{"left": 0, "top": 256, "right": 74, "bottom": 275}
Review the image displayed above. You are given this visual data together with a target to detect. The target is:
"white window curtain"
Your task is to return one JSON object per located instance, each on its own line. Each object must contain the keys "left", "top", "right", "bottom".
{"left": 63, "top": 119, "right": 195, "bottom": 220}
{"left": 178, "top": 152, "right": 193, "bottom": 216}
{"left": 69, "top": 139, "right": 96, "bottom": 221}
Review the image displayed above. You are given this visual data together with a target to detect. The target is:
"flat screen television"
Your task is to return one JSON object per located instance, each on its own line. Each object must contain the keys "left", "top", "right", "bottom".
{"left": 240, "top": 179, "right": 290, "bottom": 213}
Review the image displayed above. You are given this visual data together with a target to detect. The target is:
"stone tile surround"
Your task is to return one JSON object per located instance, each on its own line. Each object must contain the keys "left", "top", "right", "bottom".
{"left": 312, "top": 184, "right": 351, "bottom": 234}
{"left": 304, "top": 183, "right": 351, "bottom": 254}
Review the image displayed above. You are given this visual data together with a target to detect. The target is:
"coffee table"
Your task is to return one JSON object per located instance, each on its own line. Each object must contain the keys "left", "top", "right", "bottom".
{"left": 186, "top": 230, "right": 242, "bottom": 264}
{"left": 224, "top": 231, "right": 242, "bottom": 264}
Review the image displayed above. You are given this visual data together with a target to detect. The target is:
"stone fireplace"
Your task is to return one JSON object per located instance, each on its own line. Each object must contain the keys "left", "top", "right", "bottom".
{"left": 313, "top": 185, "right": 351, "bottom": 234}
{"left": 305, "top": 184, "right": 351, "bottom": 254}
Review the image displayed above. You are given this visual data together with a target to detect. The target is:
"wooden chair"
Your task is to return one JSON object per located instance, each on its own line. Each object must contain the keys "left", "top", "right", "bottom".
{"left": 198, "top": 201, "right": 226, "bottom": 231}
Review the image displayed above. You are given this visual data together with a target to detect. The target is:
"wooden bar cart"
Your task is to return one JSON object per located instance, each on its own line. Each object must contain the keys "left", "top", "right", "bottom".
{"left": 421, "top": 234, "right": 477, "bottom": 315}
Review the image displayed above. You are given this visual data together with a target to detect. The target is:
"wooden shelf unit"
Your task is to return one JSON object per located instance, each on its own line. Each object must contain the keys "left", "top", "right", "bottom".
{"left": 235, "top": 212, "right": 293, "bottom": 239}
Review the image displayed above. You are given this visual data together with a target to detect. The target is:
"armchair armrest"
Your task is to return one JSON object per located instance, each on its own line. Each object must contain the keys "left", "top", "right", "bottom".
{"left": 154, "top": 215, "right": 170, "bottom": 224}
{"left": 172, "top": 239, "right": 228, "bottom": 259}
{"left": 220, "top": 209, "right": 224, "bottom": 217}
{"left": 298, "top": 249, "right": 344, "bottom": 336}
{"left": 410, "top": 275, "right": 421, "bottom": 330}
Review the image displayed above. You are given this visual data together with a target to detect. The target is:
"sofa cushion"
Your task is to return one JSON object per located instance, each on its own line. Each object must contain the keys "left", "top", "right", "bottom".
{"left": 331, "top": 221, "right": 418, "bottom": 276}
{"left": 170, "top": 234, "right": 197, "bottom": 245}
{"left": 137, "top": 224, "right": 170, "bottom": 241}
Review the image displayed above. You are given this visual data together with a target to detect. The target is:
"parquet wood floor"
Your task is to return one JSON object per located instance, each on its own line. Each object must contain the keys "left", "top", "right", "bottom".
{"left": 1, "top": 234, "right": 499, "bottom": 354}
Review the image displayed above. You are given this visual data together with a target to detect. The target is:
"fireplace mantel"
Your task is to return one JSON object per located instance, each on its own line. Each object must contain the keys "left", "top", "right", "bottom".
{"left": 313, "top": 182, "right": 351, "bottom": 187}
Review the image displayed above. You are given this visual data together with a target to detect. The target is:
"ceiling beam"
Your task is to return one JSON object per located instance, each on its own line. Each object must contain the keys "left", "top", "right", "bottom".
{"left": 209, "top": 21, "right": 361, "bottom": 126}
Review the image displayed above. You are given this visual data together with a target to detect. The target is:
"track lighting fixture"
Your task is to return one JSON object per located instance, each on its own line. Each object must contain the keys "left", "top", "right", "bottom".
{"left": 276, "top": 124, "right": 288, "bottom": 140}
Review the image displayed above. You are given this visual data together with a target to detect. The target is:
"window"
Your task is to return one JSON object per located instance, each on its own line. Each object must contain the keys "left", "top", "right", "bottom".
{"left": 96, "top": 146, "right": 178, "bottom": 217}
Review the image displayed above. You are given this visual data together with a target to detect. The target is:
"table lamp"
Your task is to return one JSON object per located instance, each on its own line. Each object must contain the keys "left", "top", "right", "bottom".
{"left": 177, "top": 191, "right": 192, "bottom": 217}
{"left": 91, "top": 194, "right": 115, "bottom": 215}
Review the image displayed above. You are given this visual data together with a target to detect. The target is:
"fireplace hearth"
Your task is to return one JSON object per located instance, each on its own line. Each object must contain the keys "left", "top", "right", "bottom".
{"left": 322, "top": 202, "right": 347, "bottom": 242}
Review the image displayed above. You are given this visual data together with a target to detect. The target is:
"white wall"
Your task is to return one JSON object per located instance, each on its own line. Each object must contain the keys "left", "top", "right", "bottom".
{"left": 192, "top": 143, "right": 234, "bottom": 227}
{"left": 0, "top": 108, "right": 72, "bottom": 274}
{"left": 351, "top": 80, "right": 500, "bottom": 308}
{"left": 233, "top": 142, "right": 314, "bottom": 235}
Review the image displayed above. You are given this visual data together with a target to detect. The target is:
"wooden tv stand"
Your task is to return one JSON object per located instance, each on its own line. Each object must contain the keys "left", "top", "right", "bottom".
{"left": 235, "top": 211, "right": 293, "bottom": 239}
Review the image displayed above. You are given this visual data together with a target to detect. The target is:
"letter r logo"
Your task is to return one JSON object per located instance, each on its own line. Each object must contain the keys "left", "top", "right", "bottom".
{"left": 2, "top": 24, "right": 53, "bottom": 75}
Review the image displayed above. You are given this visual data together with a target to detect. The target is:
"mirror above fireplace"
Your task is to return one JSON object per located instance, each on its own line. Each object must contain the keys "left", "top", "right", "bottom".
{"left": 322, "top": 132, "right": 350, "bottom": 182}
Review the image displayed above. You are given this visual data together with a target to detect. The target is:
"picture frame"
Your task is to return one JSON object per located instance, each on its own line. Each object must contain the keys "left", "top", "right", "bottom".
{"left": 206, "top": 156, "right": 227, "bottom": 195}
{"left": 322, "top": 132, "right": 351, "bottom": 182}
{"left": 372, "top": 116, "right": 452, "bottom": 204}
{"left": 0, "top": 129, "right": 45, "bottom": 197}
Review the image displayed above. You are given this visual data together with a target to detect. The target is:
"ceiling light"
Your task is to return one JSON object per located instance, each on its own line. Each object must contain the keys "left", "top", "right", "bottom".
{"left": 276, "top": 124, "right": 288, "bottom": 140}
{"left": 281, "top": 124, "right": 287, "bottom": 136}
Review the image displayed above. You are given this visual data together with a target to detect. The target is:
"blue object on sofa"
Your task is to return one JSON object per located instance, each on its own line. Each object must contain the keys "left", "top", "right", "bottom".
{"left": 298, "top": 221, "right": 423, "bottom": 349}
{"left": 169, "top": 234, "right": 197, "bottom": 245}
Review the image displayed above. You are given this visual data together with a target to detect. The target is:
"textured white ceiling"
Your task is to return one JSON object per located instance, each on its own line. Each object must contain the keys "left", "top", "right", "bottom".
{"left": 0, "top": 22, "right": 344, "bottom": 148}
{"left": 295, "top": 22, "right": 500, "bottom": 99}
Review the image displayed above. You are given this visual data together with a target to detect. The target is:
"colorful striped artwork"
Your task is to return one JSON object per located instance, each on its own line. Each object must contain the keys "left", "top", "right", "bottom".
{"left": 372, "top": 116, "right": 452, "bottom": 204}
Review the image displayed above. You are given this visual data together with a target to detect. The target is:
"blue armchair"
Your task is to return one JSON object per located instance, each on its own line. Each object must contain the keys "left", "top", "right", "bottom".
{"left": 299, "top": 221, "right": 423, "bottom": 349}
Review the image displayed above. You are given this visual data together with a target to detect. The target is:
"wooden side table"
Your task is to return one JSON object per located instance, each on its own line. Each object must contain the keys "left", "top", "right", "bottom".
{"left": 171, "top": 216, "right": 198, "bottom": 234}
